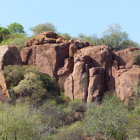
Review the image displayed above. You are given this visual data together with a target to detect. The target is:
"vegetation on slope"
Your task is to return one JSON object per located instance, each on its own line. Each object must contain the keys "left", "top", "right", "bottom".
{"left": 1, "top": 65, "right": 140, "bottom": 139}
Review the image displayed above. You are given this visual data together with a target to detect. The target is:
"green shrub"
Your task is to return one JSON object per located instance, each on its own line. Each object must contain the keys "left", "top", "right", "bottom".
{"left": 65, "top": 100, "right": 87, "bottom": 113}
{"left": 0, "top": 103, "right": 41, "bottom": 140}
{"left": 39, "top": 101, "right": 69, "bottom": 128}
{"left": 126, "top": 103, "right": 140, "bottom": 139}
{"left": 3, "top": 65, "right": 60, "bottom": 106}
{"left": 50, "top": 123, "right": 83, "bottom": 140}
{"left": 83, "top": 94, "right": 128, "bottom": 140}
{"left": 13, "top": 72, "right": 47, "bottom": 105}
{"left": 3, "top": 65, "right": 38, "bottom": 87}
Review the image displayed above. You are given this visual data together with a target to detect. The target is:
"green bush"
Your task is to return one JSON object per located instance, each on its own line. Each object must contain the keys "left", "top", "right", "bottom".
{"left": 3, "top": 65, "right": 60, "bottom": 106}
{"left": 50, "top": 123, "right": 83, "bottom": 140}
{"left": 3, "top": 65, "right": 38, "bottom": 87}
{"left": 40, "top": 102, "right": 68, "bottom": 128}
{"left": 65, "top": 100, "right": 87, "bottom": 113}
{"left": 0, "top": 103, "right": 41, "bottom": 140}
{"left": 13, "top": 72, "right": 47, "bottom": 105}
{"left": 126, "top": 102, "right": 140, "bottom": 139}
{"left": 83, "top": 94, "right": 128, "bottom": 140}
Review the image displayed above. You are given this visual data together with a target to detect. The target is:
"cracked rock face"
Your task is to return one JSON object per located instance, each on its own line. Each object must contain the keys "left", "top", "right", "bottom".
{"left": 64, "top": 45, "right": 112, "bottom": 102}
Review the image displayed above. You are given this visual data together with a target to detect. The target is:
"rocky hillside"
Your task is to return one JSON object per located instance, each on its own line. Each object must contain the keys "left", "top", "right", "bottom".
{"left": 0, "top": 31, "right": 140, "bottom": 103}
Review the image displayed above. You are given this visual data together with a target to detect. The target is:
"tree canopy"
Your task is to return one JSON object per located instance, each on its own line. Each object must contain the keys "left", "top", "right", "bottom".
{"left": 30, "top": 22, "right": 56, "bottom": 35}
{"left": 0, "top": 27, "right": 10, "bottom": 41}
{"left": 8, "top": 22, "right": 25, "bottom": 33}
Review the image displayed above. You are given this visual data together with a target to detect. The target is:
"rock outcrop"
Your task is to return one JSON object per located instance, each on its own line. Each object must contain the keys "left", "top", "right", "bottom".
{"left": 64, "top": 45, "right": 112, "bottom": 102}
{"left": 1, "top": 31, "right": 139, "bottom": 103}
{"left": 110, "top": 48, "right": 140, "bottom": 102}
{"left": 20, "top": 32, "right": 140, "bottom": 103}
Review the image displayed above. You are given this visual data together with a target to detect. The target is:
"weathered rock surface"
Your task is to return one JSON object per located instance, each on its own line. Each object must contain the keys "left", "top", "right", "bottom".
{"left": 21, "top": 43, "right": 70, "bottom": 77}
{"left": 87, "top": 67, "right": 104, "bottom": 104}
{"left": 110, "top": 48, "right": 140, "bottom": 102}
{"left": 21, "top": 31, "right": 89, "bottom": 78}
{"left": 0, "top": 45, "right": 22, "bottom": 70}
{"left": 64, "top": 45, "right": 112, "bottom": 102}
{"left": 115, "top": 65, "right": 140, "bottom": 102}
{"left": 113, "top": 47, "right": 139, "bottom": 69}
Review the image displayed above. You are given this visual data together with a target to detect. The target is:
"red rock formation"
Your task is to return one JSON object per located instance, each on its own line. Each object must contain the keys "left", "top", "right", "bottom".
{"left": 114, "top": 65, "right": 140, "bottom": 103}
{"left": 20, "top": 32, "right": 140, "bottom": 103}
{"left": 21, "top": 43, "right": 70, "bottom": 77}
{"left": 87, "top": 67, "right": 104, "bottom": 104}
{"left": 0, "top": 45, "right": 22, "bottom": 70}
{"left": 64, "top": 45, "right": 112, "bottom": 102}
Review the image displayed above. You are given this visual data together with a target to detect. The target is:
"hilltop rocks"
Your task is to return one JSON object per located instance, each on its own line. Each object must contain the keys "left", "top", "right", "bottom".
{"left": 25, "top": 31, "right": 59, "bottom": 47}
{"left": 21, "top": 31, "right": 89, "bottom": 77}
{"left": 0, "top": 45, "right": 22, "bottom": 70}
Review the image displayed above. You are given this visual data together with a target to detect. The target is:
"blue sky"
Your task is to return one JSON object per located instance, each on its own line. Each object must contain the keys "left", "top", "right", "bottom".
{"left": 0, "top": 0, "right": 140, "bottom": 43}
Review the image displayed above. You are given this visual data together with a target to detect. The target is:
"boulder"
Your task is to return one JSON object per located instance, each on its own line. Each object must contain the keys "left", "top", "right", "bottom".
{"left": 87, "top": 67, "right": 104, "bottom": 104}
{"left": 57, "top": 58, "right": 74, "bottom": 90}
{"left": 69, "top": 43, "right": 78, "bottom": 58}
{"left": 109, "top": 47, "right": 140, "bottom": 91}
{"left": 64, "top": 61, "right": 85, "bottom": 100}
{"left": 25, "top": 31, "right": 60, "bottom": 47}
{"left": 113, "top": 47, "right": 140, "bottom": 69}
{"left": 115, "top": 65, "right": 140, "bottom": 103}
{"left": 20, "top": 47, "right": 32, "bottom": 64}
{"left": 0, "top": 45, "right": 22, "bottom": 70}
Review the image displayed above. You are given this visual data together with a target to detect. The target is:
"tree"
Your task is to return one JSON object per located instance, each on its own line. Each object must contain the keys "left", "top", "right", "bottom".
{"left": 0, "top": 27, "right": 10, "bottom": 41}
{"left": 8, "top": 22, "right": 25, "bottom": 33}
{"left": 30, "top": 22, "right": 56, "bottom": 35}
{"left": 102, "top": 24, "right": 128, "bottom": 49}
